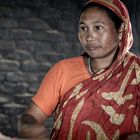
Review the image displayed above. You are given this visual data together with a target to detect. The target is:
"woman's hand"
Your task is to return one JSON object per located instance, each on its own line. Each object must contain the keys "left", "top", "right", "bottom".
{"left": 0, "top": 132, "right": 11, "bottom": 140}
{"left": 18, "top": 102, "right": 49, "bottom": 139}
{"left": 19, "top": 122, "right": 48, "bottom": 139}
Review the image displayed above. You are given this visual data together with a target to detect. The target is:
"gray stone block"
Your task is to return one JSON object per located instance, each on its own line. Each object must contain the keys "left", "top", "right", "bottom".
{"left": 0, "top": 18, "right": 18, "bottom": 28}
{"left": 8, "top": 29, "right": 31, "bottom": 40}
{"left": 19, "top": 18, "right": 50, "bottom": 30}
{"left": 0, "top": 60, "right": 20, "bottom": 71}
{"left": 6, "top": 50, "right": 32, "bottom": 61}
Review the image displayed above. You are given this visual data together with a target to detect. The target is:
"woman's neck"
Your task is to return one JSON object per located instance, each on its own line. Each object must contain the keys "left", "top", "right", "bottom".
{"left": 89, "top": 50, "right": 118, "bottom": 74}
{"left": 91, "top": 58, "right": 112, "bottom": 73}
{"left": 83, "top": 48, "right": 118, "bottom": 75}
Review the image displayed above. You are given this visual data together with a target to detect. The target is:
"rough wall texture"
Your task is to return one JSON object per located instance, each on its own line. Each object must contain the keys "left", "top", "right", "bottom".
{"left": 0, "top": 0, "right": 139, "bottom": 138}
{"left": 0, "top": 0, "right": 83, "bottom": 137}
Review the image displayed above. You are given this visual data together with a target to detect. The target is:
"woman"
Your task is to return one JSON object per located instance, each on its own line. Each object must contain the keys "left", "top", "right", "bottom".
{"left": 19, "top": 0, "right": 140, "bottom": 139}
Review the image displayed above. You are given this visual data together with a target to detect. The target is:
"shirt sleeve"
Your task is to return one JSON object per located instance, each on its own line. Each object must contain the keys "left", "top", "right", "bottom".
{"left": 32, "top": 61, "right": 64, "bottom": 116}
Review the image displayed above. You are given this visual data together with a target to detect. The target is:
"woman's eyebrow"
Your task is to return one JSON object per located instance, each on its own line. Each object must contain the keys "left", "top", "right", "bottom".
{"left": 79, "top": 21, "right": 85, "bottom": 25}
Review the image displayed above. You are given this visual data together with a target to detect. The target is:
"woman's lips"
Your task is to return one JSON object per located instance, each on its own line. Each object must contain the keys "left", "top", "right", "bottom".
{"left": 86, "top": 44, "right": 100, "bottom": 50}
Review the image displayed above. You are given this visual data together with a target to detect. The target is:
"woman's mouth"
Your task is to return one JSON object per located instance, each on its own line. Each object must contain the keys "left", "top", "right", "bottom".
{"left": 86, "top": 44, "right": 100, "bottom": 50}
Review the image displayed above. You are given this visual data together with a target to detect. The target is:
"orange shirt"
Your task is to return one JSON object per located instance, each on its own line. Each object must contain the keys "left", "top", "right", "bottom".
{"left": 32, "top": 56, "right": 91, "bottom": 116}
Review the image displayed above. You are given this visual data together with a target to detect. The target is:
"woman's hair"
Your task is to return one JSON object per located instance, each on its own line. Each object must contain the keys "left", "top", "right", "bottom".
{"left": 80, "top": 2, "right": 123, "bottom": 30}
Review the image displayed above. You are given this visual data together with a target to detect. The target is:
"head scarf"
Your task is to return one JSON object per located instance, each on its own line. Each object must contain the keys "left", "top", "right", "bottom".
{"left": 81, "top": 0, "right": 133, "bottom": 58}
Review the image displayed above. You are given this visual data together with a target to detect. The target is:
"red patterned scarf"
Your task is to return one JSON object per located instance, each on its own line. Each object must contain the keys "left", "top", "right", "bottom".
{"left": 51, "top": 0, "right": 140, "bottom": 139}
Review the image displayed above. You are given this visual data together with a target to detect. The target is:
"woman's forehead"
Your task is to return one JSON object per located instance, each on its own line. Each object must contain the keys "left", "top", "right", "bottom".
{"left": 79, "top": 7, "right": 117, "bottom": 29}
{"left": 80, "top": 7, "right": 110, "bottom": 21}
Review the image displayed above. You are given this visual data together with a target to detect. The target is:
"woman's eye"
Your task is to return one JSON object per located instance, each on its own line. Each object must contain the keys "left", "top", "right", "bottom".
{"left": 79, "top": 25, "right": 88, "bottom": 31}
{"left": 95, "top": 25, "right": 103, "bottom": 31}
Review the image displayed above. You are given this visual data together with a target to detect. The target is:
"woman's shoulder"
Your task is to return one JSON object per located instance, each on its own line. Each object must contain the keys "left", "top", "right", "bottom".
{"left": 130, "top": 52, "right": 140, "bottom": 62}
{"left": 56, "top": 56, "right": 84, "bottom": 68}
{"left": 134, "top": 54, "right": 140, "bottom": 61}
{"left": 47, "top": 56, "right": 84, "bottom": 75}
{"left": 127, "top": 52, "right": 140, "bottom": 60}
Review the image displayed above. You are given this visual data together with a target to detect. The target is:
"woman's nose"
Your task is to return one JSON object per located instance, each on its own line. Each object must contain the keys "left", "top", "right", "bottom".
{"left": 86, "top": 32, "right": 95, "bottom": 42}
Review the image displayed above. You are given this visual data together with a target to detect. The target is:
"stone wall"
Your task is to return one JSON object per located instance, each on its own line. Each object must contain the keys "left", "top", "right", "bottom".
{"left": 0, "top": 0, "right": 83, "bottom": 137}
{"left": 0, "top": 0, "right": 139, "bottom": 138}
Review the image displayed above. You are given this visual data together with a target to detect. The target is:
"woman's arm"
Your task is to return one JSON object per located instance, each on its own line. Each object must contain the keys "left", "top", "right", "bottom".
{"left": 18, "top": 102, "right": 49, "bottom": 139}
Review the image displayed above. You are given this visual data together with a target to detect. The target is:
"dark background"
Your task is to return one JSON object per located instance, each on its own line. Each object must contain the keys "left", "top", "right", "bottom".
{"left": 0, "top": 0, "right": 139, "bottom": 138}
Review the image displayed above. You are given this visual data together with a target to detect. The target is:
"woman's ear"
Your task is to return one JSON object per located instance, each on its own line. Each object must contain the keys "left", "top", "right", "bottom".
{"left": 118, "top": 23, "right": 124, "bottom": 40}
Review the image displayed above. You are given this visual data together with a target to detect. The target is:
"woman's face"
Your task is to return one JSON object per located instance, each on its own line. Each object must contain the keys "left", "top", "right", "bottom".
{"left": 78, "top": 7, "right": 121, "bottom": 60}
